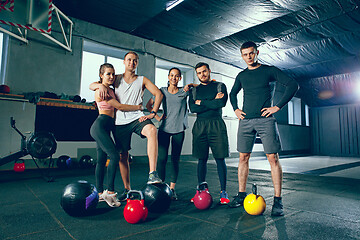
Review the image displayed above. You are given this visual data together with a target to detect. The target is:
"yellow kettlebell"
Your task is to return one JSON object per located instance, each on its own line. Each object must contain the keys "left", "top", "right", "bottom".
{"left": 244, "top": 184, "right": 266, "bottom": 215}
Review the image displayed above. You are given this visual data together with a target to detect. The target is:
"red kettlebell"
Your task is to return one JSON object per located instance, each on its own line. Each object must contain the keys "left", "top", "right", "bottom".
{"left": 193, "top": 182, "right": 213, "bottom": 210}
{"left": 123, "top": 190, "right": 148, "bottom": 224}
{"left": 14, "top": 159, "right": 25, "bottom": 172}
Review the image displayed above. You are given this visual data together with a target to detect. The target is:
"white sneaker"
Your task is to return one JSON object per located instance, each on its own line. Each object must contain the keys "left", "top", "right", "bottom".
{"left": 102, "top": 190, "right": 121, "bottom": 207}
{"left": 98, "top": 193, "right": 105, "bottom": 202}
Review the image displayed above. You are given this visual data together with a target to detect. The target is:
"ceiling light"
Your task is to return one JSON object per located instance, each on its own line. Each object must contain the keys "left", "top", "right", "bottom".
{"left": 166, "top": 0, "right": 184, "bottom": 11}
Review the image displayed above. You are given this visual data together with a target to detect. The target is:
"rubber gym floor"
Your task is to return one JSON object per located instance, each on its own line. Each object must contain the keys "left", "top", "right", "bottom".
{"left": 0, "top": 156, "right": 359, "bottom": 240}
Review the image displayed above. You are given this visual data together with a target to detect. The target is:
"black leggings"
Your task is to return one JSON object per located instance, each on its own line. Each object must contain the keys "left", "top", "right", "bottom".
{"left": 197, "top": 158, "right": 227, "bottom": 191}
{"left": 90, "top": 114, "right": 119, "bottom": 192}
{"left": 157, "top": 130, "right": 185, "bottom": 183}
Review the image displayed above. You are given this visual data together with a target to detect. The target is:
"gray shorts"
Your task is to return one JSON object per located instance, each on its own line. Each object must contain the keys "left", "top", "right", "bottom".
{"left": 237, "top": 117, "right": 281, "bottom": 154}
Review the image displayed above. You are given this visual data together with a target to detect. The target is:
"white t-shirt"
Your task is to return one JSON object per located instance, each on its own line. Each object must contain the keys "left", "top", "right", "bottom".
{"left": 114, "top": 75, "right": 145, "bottom": 125}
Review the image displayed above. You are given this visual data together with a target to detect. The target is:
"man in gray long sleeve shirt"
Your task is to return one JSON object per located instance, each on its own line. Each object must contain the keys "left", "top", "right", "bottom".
{"left": 228, "top": 41, "right": 299, "bottom": 216}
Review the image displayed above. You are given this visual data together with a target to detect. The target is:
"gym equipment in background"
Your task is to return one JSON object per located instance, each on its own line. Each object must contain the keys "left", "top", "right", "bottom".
{"left": 142, "top": 182, "right": 172, "bottom": 213}
{"left": 0, "top": 84, "right": 10, "bottom": 93}
{"left": 13, "top": 159, "right": 25, "bottom": 172}
{"left": 193, "top": 182, "right": 213, "bottom": 210}
{"left": 56, "top": 155, "right": 75, "bottom": 169}
{"left": 78, "top": 155, "right": 96, "bottom": 168}
{"left": 60, "top": 180, "right": 99, "bottom": 216}
{"left": 243, "top": 183, "right": 266, "bottom": 216}
{"left": 0, "top": 117, "right": 57, "bottom": 181}
{"left": 123, "top": 190, "right": 148, "bottom": 224}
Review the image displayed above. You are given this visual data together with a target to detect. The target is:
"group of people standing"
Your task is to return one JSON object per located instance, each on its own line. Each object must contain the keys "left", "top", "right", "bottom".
{"left": 89, "top": 41, "right": 298, "bottom": 216}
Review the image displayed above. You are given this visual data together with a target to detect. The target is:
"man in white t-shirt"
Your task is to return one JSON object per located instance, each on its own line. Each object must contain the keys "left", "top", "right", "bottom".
{"left": 90, "top": 51, "right": 163, "bottom": 200}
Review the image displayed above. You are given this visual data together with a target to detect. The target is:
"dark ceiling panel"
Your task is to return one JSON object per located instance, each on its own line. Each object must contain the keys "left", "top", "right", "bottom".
{"left": 286, "top": 55, "right": 360, "bottom": 80}
{"left": 192, "top": 14, "right": 303, "bottom": 65}
{"left": 54, "top": 0, "right": 170, "bottom": 32}
{"left": 52, "top": 0, "right": 360, "bottom": 107}
{"left": 133, "top": 0, "right": 298, "bottom": 49}
{"left": 193, "top": 0, "right": 359, "bottom": 64}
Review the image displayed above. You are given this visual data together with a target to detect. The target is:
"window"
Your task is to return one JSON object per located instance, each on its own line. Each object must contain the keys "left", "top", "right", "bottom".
{"left": 0, "top": 32, "right": 9, "bottom": 85}
{"left": 221, "top": 75, "right": 241, "bottom": 118}
{"left": 305, "top": 104, "right": 309, "bottom": 126}
{"left": 288, "top": 97, "right": 301, "bottom": 125}
{"left": 108, "top": 56, "right": 125, "bottom": 74}
{"left": 155, "top": 58, "right": 194, "bottom": 88}
{"left": 0, "top": 32, "right": 3, "bottom": 84}
{"left": 80, "top": 40, "right": 128, "bottom": 102}
{"left": 155, "top": 68, "right": 175, "bottom": 88}
{"left": 80, "top": 52, "right": 104, "bottom": 102}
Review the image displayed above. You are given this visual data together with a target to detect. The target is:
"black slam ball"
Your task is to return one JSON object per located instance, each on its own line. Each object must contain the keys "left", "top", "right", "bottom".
{"left": 60, "top": 180, "right": 99, "bottom": 216}
{"left": 141, "top": 182, "right": 172, "bottom": 213}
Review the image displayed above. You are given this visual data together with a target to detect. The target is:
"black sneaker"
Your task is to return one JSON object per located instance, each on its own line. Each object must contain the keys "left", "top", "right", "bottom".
{"left": 147, "top": 171, "right": 162, "bottom": 184}
{"left": 271, "top": 197, "right": 284, "bottom": 216}
{"left": 171, "top": 189, "right": 178, "bottom": 201}
{"left": 228, "top": 192, "right": 247, "bottom": 208}
{"left": 118, "top": 189, "right": 130, "bottom": 202}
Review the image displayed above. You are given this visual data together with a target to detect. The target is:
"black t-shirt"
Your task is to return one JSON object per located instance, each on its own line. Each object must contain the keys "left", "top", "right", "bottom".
{"left": 230, "top": 65, "right": 298, "bottom": 119}
{"left": 189, "top": 81, "right": 228, "bottom": 119}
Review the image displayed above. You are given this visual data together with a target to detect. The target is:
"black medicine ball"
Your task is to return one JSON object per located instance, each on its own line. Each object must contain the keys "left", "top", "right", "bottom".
{"left": 60, "top": 180, "right": 99, "bottom": 216}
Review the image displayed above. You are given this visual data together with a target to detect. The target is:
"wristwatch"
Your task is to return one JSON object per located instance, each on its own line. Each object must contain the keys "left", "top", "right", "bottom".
{"left": 150, "top": 111, "right": 157, "bottom": 115}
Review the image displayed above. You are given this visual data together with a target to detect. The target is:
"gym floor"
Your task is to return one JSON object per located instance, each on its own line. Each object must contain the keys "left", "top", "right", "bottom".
{"left": 0, "top": 155, "right": 359, "bottom": 240}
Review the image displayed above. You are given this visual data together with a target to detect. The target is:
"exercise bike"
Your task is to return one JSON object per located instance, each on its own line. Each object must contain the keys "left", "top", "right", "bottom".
{"left": 0, "top": 117, "right": 57, "bottom": 181}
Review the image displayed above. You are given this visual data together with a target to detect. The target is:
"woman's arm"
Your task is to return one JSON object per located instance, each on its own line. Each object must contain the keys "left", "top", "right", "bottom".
{"left": 184, "top": 83, "right": 199, "bottom": 92}
{"left": 90, "top": 82, "right": 109, "bottom": 100}
{"left": 107, "top": 98, "right": 143, "bottom": 112}
{"left": 90, "top": 75, "right": 121, "bottom": 100}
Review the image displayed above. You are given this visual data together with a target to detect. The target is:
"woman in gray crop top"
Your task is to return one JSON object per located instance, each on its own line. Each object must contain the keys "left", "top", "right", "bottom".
{"left": 146, "top": 67, "right": 195, "bottom": 200}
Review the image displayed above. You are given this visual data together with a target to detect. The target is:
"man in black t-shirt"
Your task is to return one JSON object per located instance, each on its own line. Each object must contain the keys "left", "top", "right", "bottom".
{"left": 189, "top": 62, "right": 230, "bottom": 205}
{"left": 229, "top": 41, "right": 299, "bottom": 216}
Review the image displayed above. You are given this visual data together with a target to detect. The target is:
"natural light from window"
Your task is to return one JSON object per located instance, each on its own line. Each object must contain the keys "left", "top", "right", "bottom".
{"left": 0, "top": 32, "right": 3, "bottom": 84}
{"left": 80, "top": 51, "right": 104, "bottom": 103}
{"left": 108, "top": 56, "right": 125, "bottom": 74}
{"left": 288, "top": 97, "right": 301, "bottom": 125}
{"left": 305, "top": 104, "right": 309, "bottom": 126}
{"left": 221, "top": 75, "right": 240, "bottom": 118}
{"left": 80, "top": 40, "right": 128, "bottom": 102}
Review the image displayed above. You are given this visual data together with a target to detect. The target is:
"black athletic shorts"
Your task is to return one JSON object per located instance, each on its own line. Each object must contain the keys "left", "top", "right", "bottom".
{"left": 192, "top": 118, "right": 229, "bottom": 159}
{"left": 114, "top": 119, "right": 154, "bottom": 153}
